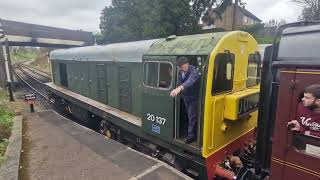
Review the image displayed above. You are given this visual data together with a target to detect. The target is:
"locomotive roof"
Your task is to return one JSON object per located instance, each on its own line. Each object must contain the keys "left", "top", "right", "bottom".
{"left": 144, "top": 32, "right": 227, "bottom": 56}
{"left": 50, "top": 39, "right": 161, "bottom": 62}
{"left": 282, "top": 24, "right": 320, "bottom": 35}
{"left": 50, "top": 32, "right": 228, "bottom": 62}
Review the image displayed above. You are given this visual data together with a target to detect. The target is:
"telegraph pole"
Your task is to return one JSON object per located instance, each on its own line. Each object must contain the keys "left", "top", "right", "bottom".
{"left": 2, "top": 39, "right": 14, "bottom": 101}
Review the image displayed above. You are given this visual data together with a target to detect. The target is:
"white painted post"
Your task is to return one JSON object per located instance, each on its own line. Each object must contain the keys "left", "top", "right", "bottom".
{"left": 2, "top": 45, "right": 11, "bottom": 83}
{"left": 2, "top": 40, "right": 14, "bottom": 101}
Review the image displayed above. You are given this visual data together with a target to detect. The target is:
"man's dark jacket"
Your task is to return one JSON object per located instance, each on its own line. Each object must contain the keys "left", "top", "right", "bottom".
{"left": 178, "top": 65, "right": 200, "bottom": 102}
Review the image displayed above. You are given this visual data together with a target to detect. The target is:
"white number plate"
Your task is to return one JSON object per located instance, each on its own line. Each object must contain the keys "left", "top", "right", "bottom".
{"left": 146, "top": 113, "right": 166, "bottom": 126}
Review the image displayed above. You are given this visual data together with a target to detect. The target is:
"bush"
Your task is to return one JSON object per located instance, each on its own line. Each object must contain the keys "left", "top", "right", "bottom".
{"left": 0, "top": 91, "right": 14, "bottom": 165}
{"left": 0, "top": 105, "right": 14, "bottom": 129}
{"left": 256, "top": 36, "right": 273, "bottom": 44}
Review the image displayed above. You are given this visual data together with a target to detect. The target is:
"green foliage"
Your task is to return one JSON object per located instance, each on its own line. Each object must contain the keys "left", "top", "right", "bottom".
{"left": 94, "top": 32, "right": 105, "bottom": 45}
{"left": 99, "top": 0, "right": 232, "bottom": 44}
{"left": 256, "top": 36, "right": 273, "bottom": 44}
{"left": 265, "top": 19, "right": 287, "bottom": 27}
{"left": 240, "top": 23, "right": 274, "bottom": 44}
{"left": 0, "top": 139, "right": 9, "bottom": 163}
{"left": 0, "top": 90, "right": 13, "bottom": 164}
{"left": 200, "top": 0, "right": 232, "bottom": 25}
{"left": 0, "top": 90, "right": 7, "bottom": 103}
{"left": 11, "top": 51, "right": 41, "bottom": 63}
{"left": 0, "top": 105, "right": 14, "bottom": 129}
{"left": 99, "top": 0, "right": 201, "bottom": 44}
{"left": 241, "top": 23, "right": 265, "bottom": 36}
{"left": 293, "top": 0, "right": 320, "bottom": 20}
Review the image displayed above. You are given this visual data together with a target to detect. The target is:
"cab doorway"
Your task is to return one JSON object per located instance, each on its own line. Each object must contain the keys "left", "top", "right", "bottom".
{"left": 174, "top": 56, "right": 206, "bottom": 147}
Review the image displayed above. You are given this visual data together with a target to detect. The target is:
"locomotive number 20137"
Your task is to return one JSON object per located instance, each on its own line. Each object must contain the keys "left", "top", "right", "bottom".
{"left": 146, "top": 113, "right": 166, "bottom": 125}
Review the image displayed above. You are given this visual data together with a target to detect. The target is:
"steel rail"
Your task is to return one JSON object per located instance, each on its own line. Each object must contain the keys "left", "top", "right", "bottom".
{"left": 20, "top": 63, "right": 51, "bottom": 75}
{"left": 17, "top": 65, "right": 46, "bottom": 84}
{"left": 14, "top": 66, "right": 50, "bottom": 101}
{"left": 19, "top": 64, "right": 51, "bottom": 79}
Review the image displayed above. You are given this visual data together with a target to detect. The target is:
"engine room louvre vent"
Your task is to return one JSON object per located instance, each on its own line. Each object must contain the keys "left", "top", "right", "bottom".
{"left": 118, "top": 66, "right": 131, "bottom": 112}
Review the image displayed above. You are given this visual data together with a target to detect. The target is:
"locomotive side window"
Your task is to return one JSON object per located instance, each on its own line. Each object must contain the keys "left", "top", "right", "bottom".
{"left": 143, "top": 62, "right": 158, "bottom": 87}
{"left": 143, "top": 62, "right": 172, "bottom": 89}
{"left": 212, "top": 53, "right": 235, "bottom": 95}
{"left": 247, "top": 53, "right": 261, "bottom": 87}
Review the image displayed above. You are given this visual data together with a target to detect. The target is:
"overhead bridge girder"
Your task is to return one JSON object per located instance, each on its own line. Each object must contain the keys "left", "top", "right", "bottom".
{"left": 0, "top": 18, "right": 94, "bottom": 48}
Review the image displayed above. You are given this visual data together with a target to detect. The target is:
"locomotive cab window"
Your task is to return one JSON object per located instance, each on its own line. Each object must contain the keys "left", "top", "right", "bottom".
{"left": 143, "top": 62, "right": 172, "bottom": 89}
{"left": 159, "top": 63, "right": 172, "bottom": 88}
{"left": 247, "top": 53, "right": 261, "bottom": 87}
{"left": 212, "top": 53, "right": 235, "bottom": 95}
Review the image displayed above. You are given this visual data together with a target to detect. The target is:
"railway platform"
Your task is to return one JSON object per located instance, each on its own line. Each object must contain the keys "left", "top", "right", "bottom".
{"left": 21, "top": 110, "right": 192, "bottom": 180}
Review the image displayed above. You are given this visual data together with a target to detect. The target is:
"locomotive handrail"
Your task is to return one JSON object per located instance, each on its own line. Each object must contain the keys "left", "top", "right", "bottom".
{"left": 272, "top": 61, "right": 320, "bottom": 68}
{"left": 292, "top": 133, "right": 320, "bottom": 147}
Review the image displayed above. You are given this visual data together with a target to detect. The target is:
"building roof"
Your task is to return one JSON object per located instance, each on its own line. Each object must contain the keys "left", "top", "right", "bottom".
{"left": 238, "top": 5, "right": 262, "bottom": 22}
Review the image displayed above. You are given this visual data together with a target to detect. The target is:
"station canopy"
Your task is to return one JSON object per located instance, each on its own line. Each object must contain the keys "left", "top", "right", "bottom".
{"left": 0, "top": 18, "right": 95, "bottom": 48}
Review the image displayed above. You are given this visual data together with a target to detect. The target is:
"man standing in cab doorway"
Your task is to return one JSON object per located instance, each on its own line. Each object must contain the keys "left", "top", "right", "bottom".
{"left": 170, "top": 57, "right": 200, "bottom": 144}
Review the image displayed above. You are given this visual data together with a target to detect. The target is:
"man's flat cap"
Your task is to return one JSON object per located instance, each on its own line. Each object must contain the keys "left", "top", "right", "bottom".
{"left": 177, "top": 57, "right": 189, "bottom": 66}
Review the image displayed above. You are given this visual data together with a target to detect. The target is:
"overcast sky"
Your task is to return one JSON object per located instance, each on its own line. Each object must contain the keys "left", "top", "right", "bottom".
{"left": 0, "top": 0, "right": 302, "bottom": 32}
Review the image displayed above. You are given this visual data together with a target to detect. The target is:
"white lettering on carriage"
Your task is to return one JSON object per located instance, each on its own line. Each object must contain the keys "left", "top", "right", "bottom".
{"left": 300, "top": 117, "right": 320, "bottom": 131}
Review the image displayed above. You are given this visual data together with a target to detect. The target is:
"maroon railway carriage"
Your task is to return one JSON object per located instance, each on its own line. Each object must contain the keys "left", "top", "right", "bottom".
{"left": 255, "top": 22, "right": 320, "bottom": 180}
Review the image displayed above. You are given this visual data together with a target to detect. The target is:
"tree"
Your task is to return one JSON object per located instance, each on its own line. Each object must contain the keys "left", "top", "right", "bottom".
{"left": 99, "top": 0, "right": 231, "bottom": 44}
{"left": 100, "top": 0, "right": 199, "bottom": 44}
{"left": 265, "top": 19, "right": 287, "bottom": 27}
{"left": 99, "top": 0, "right": 144, "bottom": 43}
{"left": 193, "top": 0, "right": 232, "bottom": 25}
{"left": 293, "top": 0, "right": 320, "bottom": 20}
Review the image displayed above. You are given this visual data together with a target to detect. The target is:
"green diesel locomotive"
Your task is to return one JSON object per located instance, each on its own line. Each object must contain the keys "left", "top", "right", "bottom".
{"left": 47, "top": 31, "right": 260, "bottom": 179}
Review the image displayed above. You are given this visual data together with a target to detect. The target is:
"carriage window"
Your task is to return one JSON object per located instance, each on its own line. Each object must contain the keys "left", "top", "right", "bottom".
{"left": 212, "top": 53, "right": 235, "bottom": 95}
{"left": 143, "top": 62, "right": 172, "bottom": 89}
{"left": 292, "top": 133, "right": 320, "bottom": 158}
{"left": 247, "top": 53, "right": 261, "bottom": 87}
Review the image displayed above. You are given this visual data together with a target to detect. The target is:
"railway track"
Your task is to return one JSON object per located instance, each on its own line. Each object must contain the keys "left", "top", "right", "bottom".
{"left": 14, "top": 62, "right": 51, "bottom": 101}
{"left": 19, "top": 64, "right": 51, "bottom": 80}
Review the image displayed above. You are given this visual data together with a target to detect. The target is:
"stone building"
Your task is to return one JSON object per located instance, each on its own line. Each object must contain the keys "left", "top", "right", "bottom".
{"left": 203, "top": 3, "right": 262, "bottom": 31}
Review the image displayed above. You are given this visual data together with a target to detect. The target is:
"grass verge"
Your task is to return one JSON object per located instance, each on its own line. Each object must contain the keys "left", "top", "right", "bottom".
{"left": 10, "top": 51, "right": 41, "bottom": 64}
{"left": 0, "top": 89, "right": 14, "bottom": 165}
